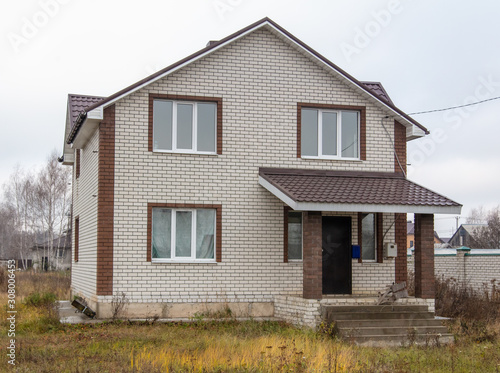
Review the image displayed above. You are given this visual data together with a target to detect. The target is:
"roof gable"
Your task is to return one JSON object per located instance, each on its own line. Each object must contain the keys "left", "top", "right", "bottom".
{"left": 66, "top": 18, "right": 428, "bottom": 147}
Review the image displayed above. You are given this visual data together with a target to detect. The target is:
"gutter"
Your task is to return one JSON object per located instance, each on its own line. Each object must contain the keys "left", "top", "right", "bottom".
{"left": 66, "top": 111, "right": 88, "bottom": 144}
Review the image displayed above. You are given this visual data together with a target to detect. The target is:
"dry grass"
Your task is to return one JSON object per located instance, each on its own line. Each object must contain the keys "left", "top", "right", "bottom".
{"left": 1, "top": 270, "right": 499, "bottom": 372}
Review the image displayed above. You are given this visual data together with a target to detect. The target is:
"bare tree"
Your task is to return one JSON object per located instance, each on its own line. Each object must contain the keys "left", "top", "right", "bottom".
{"left": 30, "top": 150, "right": 72, "bottom": 270}
{"left": 467, "top": 206, "right": 500, "bottom": 249}
{"left": 2, "top": 150, "right": 72, "bottom": 270}
{"left": 0, "top": 203, "right": 16, "bottom": 259}
{"left": 466, "top": 206, "right": 487, "bottom": 224}
{"left": 2, "top": 166, "right": 35, "bottom": 268}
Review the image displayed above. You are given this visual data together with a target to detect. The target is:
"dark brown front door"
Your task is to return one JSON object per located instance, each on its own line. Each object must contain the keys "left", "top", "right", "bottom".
{"left": 322, "top": 216, "right": 352, "bottom": 294}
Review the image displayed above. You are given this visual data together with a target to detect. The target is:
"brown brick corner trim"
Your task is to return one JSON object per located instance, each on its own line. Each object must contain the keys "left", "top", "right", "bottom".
{"left": 357, "top": 212, "right": 363, "bottom": 263}
{"left": 283, "top": 206, "right": 290, "bottom": 263}
{"left": 147, "top": 203, "right": 223, "bottom": 263}
{"left": 148, "top": 94, "right": 223, "bottom": 155}
{"left": 74, "top": 216, "right": 79, "bottom": 262}
{"left": 376, "top": 213, "right": 383, "bottom": 263}
{"left": 297, "top": 103, "right": 366, "bottom": 160}
{"left": 96, "top": 105, "right": 115, "bottom": 296}
{"left": 394, "top": 120, "right": 407, "bottom": 174}
{"left": 395, "top": 213, "right": 407, "bottom": 283}
{"left": 75, "top": 149, "right": 81, "bottom": 179}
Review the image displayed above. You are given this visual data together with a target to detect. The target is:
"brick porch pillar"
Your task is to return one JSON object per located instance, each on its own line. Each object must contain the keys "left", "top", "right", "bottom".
{"left": 414, "top": 214, "right": 435, "bottom": 299}
{"left": 395, "top": 213, "right": 407, "bottom": 283}
{"left": 303, "top": 211, "right": 322, "bottom": 299}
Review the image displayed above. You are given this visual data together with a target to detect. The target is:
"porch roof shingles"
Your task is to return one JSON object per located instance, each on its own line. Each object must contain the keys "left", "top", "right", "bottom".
{"left": 258, "top": 168, "right": 462, "bottom": 214}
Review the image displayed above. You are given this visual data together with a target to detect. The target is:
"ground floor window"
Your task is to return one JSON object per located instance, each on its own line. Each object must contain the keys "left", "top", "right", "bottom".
{"left": 286, "top": 210, "right": 303, "bottom": 261}
{"left": 152, "top": 208, "right": 216, "bottom": 262}
{"left": 361, "top": 213, "right": 376, "bottom": 261}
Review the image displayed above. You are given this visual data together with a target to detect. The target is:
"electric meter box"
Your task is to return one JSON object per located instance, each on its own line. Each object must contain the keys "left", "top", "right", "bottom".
{"left": 385, "top": 243, "right": 397, "bottom": 257}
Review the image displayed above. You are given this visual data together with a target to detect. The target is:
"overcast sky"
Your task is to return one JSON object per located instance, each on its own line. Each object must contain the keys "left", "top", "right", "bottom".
{"left": 1, "top": 0, "right": 499, "bottom": 237}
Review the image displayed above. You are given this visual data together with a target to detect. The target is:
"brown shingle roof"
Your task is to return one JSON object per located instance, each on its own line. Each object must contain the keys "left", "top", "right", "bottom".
{"left": 361, "top": 82, "right": 394, "bottom": 105}
{"left": 259, "top": 168, "right": 461, "bottom": 213}
{"left": 68, "top": 94, "right": 105, "bottom": 128}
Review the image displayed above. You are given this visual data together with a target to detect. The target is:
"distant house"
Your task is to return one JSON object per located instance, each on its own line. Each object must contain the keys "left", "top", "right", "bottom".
{"left": 0, "top": 253, "right": 34, "bottom": 270}
{"left": 448, "top": 224, "right": 486, "bottom": 248}
{"left": 0, "top": 241, "right": 35, "bottom": 270}
{"left": 31, "top": 233, "right": 71, "bottom": 271}
{"left": 407, "top": 221, "right": 443, "bottom": 249}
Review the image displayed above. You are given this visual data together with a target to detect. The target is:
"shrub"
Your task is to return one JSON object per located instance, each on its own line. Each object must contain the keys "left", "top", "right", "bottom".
{"left": 24, "top": 292, "right": 57, "bottom": 308}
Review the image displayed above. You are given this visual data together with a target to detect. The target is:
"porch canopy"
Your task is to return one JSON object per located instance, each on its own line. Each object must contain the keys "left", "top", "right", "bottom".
{"left": 258, "top": 168, "right": 461, "bottom": 215}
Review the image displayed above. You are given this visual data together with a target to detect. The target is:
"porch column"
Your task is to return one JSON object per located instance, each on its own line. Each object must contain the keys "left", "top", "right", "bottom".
{"left": 303, "top": 211, "right": 322, "bottom": 299}
{"left": 414, "top": 214, "right": 435, "bottom": 299}
{"left": 395, "top": 213, "right": 407, "bottom": 283}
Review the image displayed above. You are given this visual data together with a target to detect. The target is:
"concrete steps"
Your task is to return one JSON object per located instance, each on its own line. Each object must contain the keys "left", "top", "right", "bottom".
{"left": 321, "top": 304, "right": 453, "bottom": 346}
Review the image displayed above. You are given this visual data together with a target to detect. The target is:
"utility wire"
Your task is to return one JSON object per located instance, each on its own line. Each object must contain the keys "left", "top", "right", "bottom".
{"left": 408, "top": 96, "right": 500, "bottom": 115}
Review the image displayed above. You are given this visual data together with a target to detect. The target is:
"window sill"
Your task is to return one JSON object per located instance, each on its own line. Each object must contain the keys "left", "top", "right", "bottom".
{"left": 152, "top": 150, "right": 218, "bottom": 156}
{"left": 287, "top": 259, "right": 303, "bottom": 263}
{"left": 301, "top": 156, "right": 362, "bottom": 162}
{"left": 354, "top": 259, "right": 377, "bottom": 263}
{"left": 151, "top": 260, "right": 217, "bottom": 264}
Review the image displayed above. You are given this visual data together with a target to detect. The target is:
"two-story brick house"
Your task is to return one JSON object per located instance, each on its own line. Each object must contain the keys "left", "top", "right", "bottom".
{"left": 61, "top": 18, "right": 461, "bottom": 323}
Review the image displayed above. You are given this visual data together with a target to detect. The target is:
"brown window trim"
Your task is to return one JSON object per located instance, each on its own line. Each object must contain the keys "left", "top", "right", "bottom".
{"left": 75, "top": 149, "right": 81, "bottom": 179}
{"left": 357, "top": 212, "right": 363, "bottom": 263}
{"left": 74, "top": 216, "right": 79, "bottom": 262}
{"left": 297, "top": 103, "right": 366, "bottom": 160}
{"left": 358, "top": 212, "right": 383, "bottom": 263}
{"left": 147, "top": 203, "right": 222, "bottom": 262}
{"left": 283, "top": 206, "right": 290, "bottom": 262}
{"left": 377, "top": 213, "right": 384, "bottom": 263}
{"left": 148, "top": 94, "right": 223, "bottom": 154}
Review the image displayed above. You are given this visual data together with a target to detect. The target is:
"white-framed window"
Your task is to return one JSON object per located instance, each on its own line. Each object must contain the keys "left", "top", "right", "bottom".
{"left": 152, "top": 208, "right": 216, "bottom": 262}
{"left": 361, "top": 213, "right": 376, "bottom": 261}
{"left": 287, "top": 211, "right": 303, "bottom": 260}
{"left": 301, "top": 108, "right": 359, "bottom": 159}
{"left": 153, "top": 99, "right": 217, "bottom": 154}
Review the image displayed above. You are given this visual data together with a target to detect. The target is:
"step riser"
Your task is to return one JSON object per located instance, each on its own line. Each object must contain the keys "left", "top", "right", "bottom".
{"left": 321, "top": 305, "right": 429, "bottom": 313}
{"left": 320, "top": 305, "right": 452, "bottom": 346}
{"left": 335, "top": 319, "right": 445, "bottom": 328}
{"left": 323, "top": 312, "right": 434, "bottom": 321}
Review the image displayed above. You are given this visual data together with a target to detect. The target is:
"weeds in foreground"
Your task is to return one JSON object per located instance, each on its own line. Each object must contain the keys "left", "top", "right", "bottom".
{"left": 435, "top": 275, "right": 500, "bottom": 322}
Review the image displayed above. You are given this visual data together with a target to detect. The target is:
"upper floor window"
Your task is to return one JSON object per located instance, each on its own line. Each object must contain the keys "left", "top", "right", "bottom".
{"left": 300, "top": 107, "right": 360, "bottom": 160}
{"left": 153, "top": 99, "right": 217, "bottom": 154}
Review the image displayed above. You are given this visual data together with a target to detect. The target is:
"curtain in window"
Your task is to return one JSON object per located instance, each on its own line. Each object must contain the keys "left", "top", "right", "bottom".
{"left": 153, "top": 100, "right": 173, "bottom": 151}
{"left": 288, "top": 211, "right": 302, "bottom": 260}
{"left": 175, "top": 211, "right": 192, "bottom": 257}
{"left": 152, "top": 209, "right": 171, "bottom": 258}
{"left": 301, "top": 109, "right": 318, "bottom": 156}
{"left": 341, "top": 111, "right": 359, "bottom": 158}
{"left": 196, "top": 209, "right": 215, "bottom": 259}
{"left": 362, "top": 213, "right": 376, "bottom": 260}
{"left": 197, "top": 103, "right": 216, "bottom": 152}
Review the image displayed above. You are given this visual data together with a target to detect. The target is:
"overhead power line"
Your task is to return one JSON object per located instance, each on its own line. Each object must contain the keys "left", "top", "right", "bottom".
{"left": 408, "top": 96, "right": 500, "bottom": 115}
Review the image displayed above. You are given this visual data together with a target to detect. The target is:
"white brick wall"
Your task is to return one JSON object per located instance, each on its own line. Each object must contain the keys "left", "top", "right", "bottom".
{"left": 71, "top": 28, "right": 402, "bottom": 309}
{"left": 408, "top": 251, "right": 500, "bottom": 294}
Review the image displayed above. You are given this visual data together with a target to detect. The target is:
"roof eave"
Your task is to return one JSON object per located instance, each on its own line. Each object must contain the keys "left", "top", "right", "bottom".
{"left": 70, "top": 107, "right": 103, "bottom": 148}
